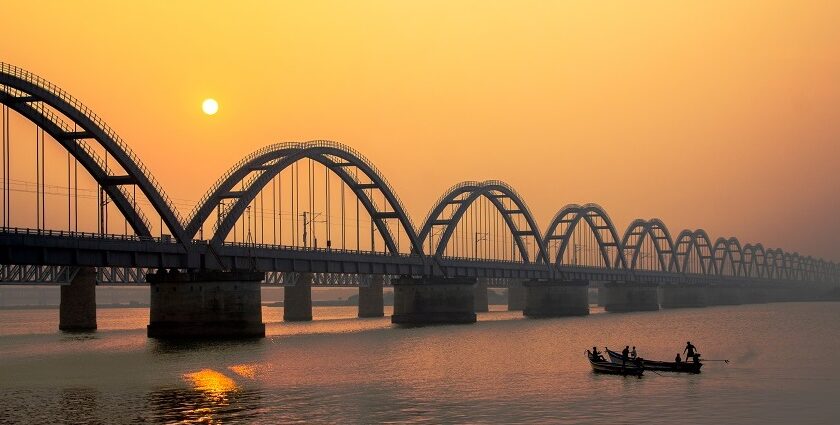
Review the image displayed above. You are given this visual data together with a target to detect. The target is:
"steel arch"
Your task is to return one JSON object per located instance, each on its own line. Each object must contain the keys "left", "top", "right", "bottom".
{"left": 765, "top": 248, "right": 787, "bottom": 280}
{"left": 621, "top": 219, "right": 676, "bottom": 272}
{"left": 204, "top": 141, "right": 423, "bottom": 256}
{"left": 418, "top": 181, "right": 549, "bottom": 264}
{"left": 741, "top": 243, "right": 767, "bottom": 278}
{"left": 673, "top": 229, "right": 717, "bottom": 275}
{"left": 542, "top": 203, "right": 627, "bottom": 269}
{"left": 713, "top": 237, "right": 745, "bottom": 277}
{"left": 0, "top": 62, "right": 185, "bottom": 242}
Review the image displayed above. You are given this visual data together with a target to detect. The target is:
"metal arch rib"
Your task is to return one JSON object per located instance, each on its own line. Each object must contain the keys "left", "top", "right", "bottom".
{"left": 0, "top": 63, "right": 185, "bottom": 243}
{"left": 208, "top": 144, "right": 424, "bottom": 256}
{"left": 673, "top": 229, "right": 717, "bottom": 275}
{"left": 420, "top": 181, "right": 550, "bottom": 265}
{"left": 621, "top": 218, "right": 676, "bottom": 272}
{"left": 194, "top": 141, "right": 422, "bottom": 255}
{"left": 712, "top": 237, "right": 744, "bottom": 277}
{"left": 0, "top": 91, "right": 152, "bottom": 237}
{"left": 542, "top": 203, "right": 628, "bottom": 269}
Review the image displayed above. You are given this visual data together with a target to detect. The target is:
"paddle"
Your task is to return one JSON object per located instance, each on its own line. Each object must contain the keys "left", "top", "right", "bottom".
{"left": 700, "top": 359, "right": 730, "bottom": 363}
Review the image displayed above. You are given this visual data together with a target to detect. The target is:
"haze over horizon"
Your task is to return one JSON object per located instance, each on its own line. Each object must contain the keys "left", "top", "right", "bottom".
{"left": 3, "top": 0, "right": 839, "bottom": 260}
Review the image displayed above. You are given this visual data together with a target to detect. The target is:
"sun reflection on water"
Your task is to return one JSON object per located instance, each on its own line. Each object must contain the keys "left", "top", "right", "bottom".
{"left": 183, "top": 369, "right": 238, "bottom": 396}
{"left": 228, "top": 364, "right": 257, "bottom": 379}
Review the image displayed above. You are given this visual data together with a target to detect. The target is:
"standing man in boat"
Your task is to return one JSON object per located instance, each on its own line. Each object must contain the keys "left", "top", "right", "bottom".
{"left": 621, "top": 346, "right": 631, "bottom": 368}
{"left": 684, "top": 341, "right": 698, "bottom": 360}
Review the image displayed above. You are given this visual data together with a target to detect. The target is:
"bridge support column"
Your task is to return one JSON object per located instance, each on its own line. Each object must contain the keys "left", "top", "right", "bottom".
{"left": 59, "top": 267, "right": 97, "bottom": 331}
{"left": 660, "top": 283, "right": 708, "bottom": 309}
{"left": 147, "top": 270, "right": 265, "bottom": 338}
{"left": 707, "top": 284, "right": 743, "bottom": 306}
{"left": 523, "top": 279, "right": 589, "bottom": 318}
{"left": 391, "top": 276, "right": 476, "bottom": 325}
{"left": 474, "top": 278, "right": 489, "bottom": 312}
{"left": 284, "top": 272, "right": 313, "bottom": 321}
{"left": 358, "top": 275, "right": 385, "bottom": 318}
{"left": 507, "top": 281, "right": 526, "bottom": 311}
{"left": 603, "top": 281, "right": 659, "bottom": 312}
{"left": 742, "top": 285, "right": 768, "bottom": 304}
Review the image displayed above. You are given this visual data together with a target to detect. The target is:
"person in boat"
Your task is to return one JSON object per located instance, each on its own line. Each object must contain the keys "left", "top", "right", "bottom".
{"left": 591, "top": 347, "right": 605, "bottom": 362}
{"left": 675, "top": 353, "right": 682, "bottom": 363}
{"left": 630, "top": 346, "right": 637, "bottom": 359}
{"left": 684, "top": 341, "right": 698, "bottom": 359}
{"left": 621, "top": 346, "right": 630, "bottom": 367}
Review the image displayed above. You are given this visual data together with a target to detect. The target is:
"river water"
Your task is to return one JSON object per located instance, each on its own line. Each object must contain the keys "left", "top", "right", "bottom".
{"left": 0, "top": 302, "right": 838, "bottom": 424}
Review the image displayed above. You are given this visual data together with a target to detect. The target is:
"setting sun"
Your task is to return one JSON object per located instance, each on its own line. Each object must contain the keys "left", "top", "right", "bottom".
{"left": 202, "top": 98, "right": 218, "bottom": 115}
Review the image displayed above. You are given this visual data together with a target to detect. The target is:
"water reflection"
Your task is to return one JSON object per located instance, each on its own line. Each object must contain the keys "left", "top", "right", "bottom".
{"left": 147, "top": 384, "right": 263, "bottom": 424}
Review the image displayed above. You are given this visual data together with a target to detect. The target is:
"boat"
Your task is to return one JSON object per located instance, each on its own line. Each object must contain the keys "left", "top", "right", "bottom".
{"left": 605, "top": 348, "right": 702, "bottom": 374}
{"left": 586, "top": 350, "right": 644, "bottom": 377}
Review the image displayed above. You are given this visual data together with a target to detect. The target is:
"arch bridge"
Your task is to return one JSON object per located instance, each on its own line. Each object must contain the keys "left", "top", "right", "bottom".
{"left": 0, "top": 62, "right": 837, "bottom": 287}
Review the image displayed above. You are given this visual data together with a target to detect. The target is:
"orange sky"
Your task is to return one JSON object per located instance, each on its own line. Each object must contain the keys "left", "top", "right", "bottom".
{"left": 2, "top": 1, "right": 840, "bottom": 260}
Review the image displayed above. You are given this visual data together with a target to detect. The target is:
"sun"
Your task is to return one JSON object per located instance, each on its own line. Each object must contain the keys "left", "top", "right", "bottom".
{"left": 202, "top": 98, "right": 219, "bottom": 115}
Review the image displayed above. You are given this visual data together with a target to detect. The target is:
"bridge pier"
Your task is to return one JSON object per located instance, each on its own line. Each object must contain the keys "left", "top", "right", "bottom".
{"left": 659, "top": 283, "right": 708, "bottom": 309}
{"left": 507, "top": 281, "right": 526, "bottom": 311}
{"left": 707, "top": 284, "right": 743, "bottom": 306}
{"left": 523, "top": 279, "right": 589, "bottom": 318}
{"left": 284, "top": 272, "right": 313, "bottom": 321}
{"left": 391, "top": 276, "right": 476, "bottom": 325}
{"left": 147, "top": 270, "right": 265, "bottom": 338}
{"left": 358, "top": 275, "right": 385, "bottom": 318}
{"left": 474, "top": 278, "right": 489, "bottom": 312}
{"left": 742, "top": 285, "right": 768, "bottom": 304}
{"left": 602, "top": 281, "right": 659, "bottom": 312}
{"left": 59, "top": 267, "right": 97, "bottom": 331}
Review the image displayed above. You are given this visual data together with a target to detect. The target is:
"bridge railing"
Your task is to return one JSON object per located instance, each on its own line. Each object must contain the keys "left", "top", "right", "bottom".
{"left": 0, "top": 226, "right": 176, "bottom": 243}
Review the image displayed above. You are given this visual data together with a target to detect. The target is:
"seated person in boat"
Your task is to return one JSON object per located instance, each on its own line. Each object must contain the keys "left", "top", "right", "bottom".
{"left": 591, "top": 347, "right": 606, "bottom": 361}
{"left": 621, "top": 346, "right": 631, "bottom": 366}
{"left": 630, "top": 346, "right": 637, "bottom": 359}
{"left": 675, "top": 353, "right": 682, "bottom": 363}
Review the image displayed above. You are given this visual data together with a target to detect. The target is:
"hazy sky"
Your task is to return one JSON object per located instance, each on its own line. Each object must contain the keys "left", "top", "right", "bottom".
{"left": 3, "top": 1, "right": 839, "bottom": 260}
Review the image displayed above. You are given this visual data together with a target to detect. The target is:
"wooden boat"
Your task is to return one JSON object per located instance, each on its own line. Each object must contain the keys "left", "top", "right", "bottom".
{"left": 605, "top": 348, "right": 702, "bottom": 374}
{"left": 586, "top": 350, "right": 644, "bottom": 376}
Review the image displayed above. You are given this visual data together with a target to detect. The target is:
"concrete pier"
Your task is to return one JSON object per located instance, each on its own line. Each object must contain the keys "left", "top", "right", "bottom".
{"left": 602, "top": 281, "right": 659, "bottom": 312}
{"left": 508, "top": 281, "right": 526, "bottom": 311}
{"left": 523, "top": 279, "right": 589, "bottom": 318}
{"left": 707, "top": 284, "right": 743, "bottom": 306}
{"left": 59, "top": 267, "right": 97, "bottom": 331}
{"left": 659, "top": 283, "right": 709, "bottom": 309}
{"left": 358, "top": 275, "right": 385, "bottom": 318}
{"left": 284, "top": 272, "right": 313, "bottom": 321}
{"left": 742, "top": 285, "right": 768, "bottom": 304}
{"left": 474, "top": 278, "right": 489, "bottom": 312}
{"left": 147, "top": 270, "right": 265, "bottom": 338}
{"left": 391, "top": 276, "right": 476, "bottom": 325}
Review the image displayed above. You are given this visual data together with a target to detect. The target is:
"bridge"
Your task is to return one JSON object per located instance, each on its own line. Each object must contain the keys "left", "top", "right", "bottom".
{"left": 1, "top": 62, "right": 838, "bottom": 337}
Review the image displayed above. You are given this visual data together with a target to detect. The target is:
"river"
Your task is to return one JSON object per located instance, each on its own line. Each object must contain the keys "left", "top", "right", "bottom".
{"left": 1, "top": 303, "right": 838, "bottom": 424}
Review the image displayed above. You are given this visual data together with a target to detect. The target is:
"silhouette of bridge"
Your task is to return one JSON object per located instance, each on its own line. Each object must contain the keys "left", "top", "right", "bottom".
{"left": 1, "top": 62, "right": 837, "bottom": 335}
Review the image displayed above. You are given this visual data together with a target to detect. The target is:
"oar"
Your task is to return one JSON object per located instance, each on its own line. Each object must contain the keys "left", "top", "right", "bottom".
{"left": 700, "top": 359, "right": 730, "bottom": 363}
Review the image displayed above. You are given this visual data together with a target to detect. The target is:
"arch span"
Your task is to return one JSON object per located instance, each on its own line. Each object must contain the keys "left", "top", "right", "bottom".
{"left": 713, "top": 237, "right": 744, "bottom": 277}
{"left": 199, "top": 141, "right": 423, "bottom": 256}
{"left": 673, "top": 229, "right": 717, "bottom": 274}
{"left": 620, "top": 219, "right": 676, "bottom": 271}
{"left": 765, "top": 248, "right": 787, "bottom": 280}
{"left": 542, "top": 203, "right": 627, "bottom": 269}
{"left": 741, "top": 243, "right": 767, "bottom": 278}
{"left": 418, "top": 180, "right": 549, "bottom": 264}
{"left": 0, "top": 62, "right": 185, "bottom": 242}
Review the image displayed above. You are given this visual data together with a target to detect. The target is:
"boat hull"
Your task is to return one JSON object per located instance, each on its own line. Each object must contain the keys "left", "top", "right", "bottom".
{"left": 586, "top": 351, "right": 644, "bottom": 376}
{"left": 606, "top": 348, "right": 702, "bottom": 374}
